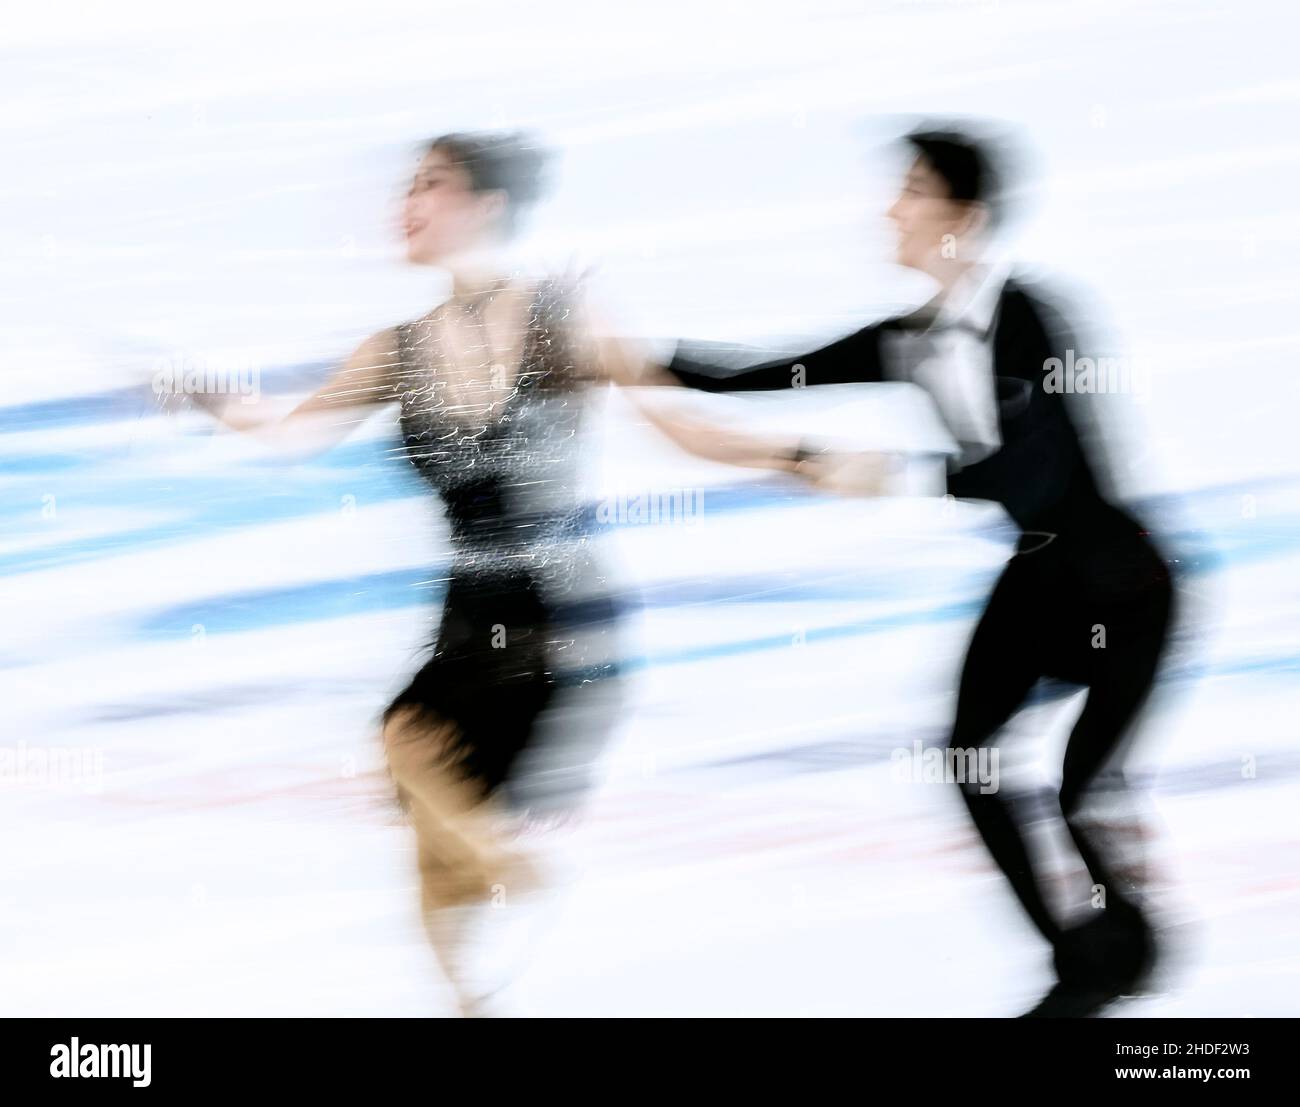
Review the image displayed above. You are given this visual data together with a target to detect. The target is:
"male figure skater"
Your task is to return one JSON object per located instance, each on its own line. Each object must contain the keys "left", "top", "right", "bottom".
{"left": 665, "top": 126, "right": 1176, "bottom": 1016}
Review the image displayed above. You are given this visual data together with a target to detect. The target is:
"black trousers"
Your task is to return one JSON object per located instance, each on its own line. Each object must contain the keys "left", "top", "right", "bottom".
{"left": 948, "top": 519, "right": 1175, "bottom": 949}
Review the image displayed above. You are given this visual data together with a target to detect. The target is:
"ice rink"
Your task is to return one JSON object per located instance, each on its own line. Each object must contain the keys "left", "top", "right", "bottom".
{"left": 3, "top": 0, "right": 1299, "bottom": 1016}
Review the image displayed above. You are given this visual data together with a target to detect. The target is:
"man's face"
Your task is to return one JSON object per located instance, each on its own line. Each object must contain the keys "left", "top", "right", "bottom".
{"left": 887, "top": 156, "right": 977, "bottom": 272}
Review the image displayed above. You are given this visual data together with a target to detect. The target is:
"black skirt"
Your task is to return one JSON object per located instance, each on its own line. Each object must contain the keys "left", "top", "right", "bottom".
{"left": 383, "top": 569, "right": 626, "bottom": 807}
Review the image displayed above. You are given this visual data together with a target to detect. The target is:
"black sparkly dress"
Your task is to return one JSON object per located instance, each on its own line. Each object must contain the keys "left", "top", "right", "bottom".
{"left": 382, "top": 279, "right": 624, "bottom": 810}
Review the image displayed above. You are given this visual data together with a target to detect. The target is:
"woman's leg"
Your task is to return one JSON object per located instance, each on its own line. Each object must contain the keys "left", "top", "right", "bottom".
{"left": 382, "top": 707, "right": 540, "bottom": 1013}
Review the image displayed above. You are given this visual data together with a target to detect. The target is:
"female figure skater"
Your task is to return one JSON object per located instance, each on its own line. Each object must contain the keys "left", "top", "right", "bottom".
{"left": 665, "top": 126, "right": 1177, "bottom": 1017}
{"left": 189, "top": 131, "right": 830, "bottom": 1015}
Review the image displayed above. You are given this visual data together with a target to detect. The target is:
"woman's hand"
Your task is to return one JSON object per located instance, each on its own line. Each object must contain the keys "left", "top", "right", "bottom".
{"left": 151, "top": 376, "right": 196, "bottom": 417}
{"left": 150, "top": 371, "right": 250, "bottom": 424}
{"left": 188, "top": 391, "right": 274, "bottom": 432}
{"left": 795, "top": 450, "right": 895, "bottom": 496}
{"left": 157, "top": 384, "right": 270, "bottom": 432}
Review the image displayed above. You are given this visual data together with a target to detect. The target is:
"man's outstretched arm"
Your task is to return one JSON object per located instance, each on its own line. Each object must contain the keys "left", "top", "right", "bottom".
{"left": 665, "top": 325, "right": 886, "bottom": 393}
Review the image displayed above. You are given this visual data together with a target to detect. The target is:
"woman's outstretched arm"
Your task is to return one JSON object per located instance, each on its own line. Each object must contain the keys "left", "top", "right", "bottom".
{"left": 571, "top": 292, "right": 890, "bottom": 489}
{"left": 187, "top": 328, "right": 401, "bottom": 450}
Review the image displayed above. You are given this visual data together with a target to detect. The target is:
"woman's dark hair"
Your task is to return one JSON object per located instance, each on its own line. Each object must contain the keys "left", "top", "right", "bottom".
{"left": 424, "top": 131, "right": 552, "bottom": 234}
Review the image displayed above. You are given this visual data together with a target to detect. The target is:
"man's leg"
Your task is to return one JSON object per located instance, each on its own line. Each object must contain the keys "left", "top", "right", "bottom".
{"left": 947, "top": 559, "right": 1058, "bottom": 942}
{"left": 1054, "top": 580, "right": 1175, "bottom": 986}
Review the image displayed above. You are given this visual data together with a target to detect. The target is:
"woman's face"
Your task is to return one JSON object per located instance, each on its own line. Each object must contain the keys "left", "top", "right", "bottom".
{"left": 402, "top": 148, "right": 504, "bottom": 264}
{"left": 887, "top": 156, "right": 977, "bottom": 272}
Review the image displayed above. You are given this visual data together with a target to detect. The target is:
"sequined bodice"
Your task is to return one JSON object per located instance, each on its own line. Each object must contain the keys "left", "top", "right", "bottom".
{"left": 391, "top": 279, "right": 598, "bottom": 594}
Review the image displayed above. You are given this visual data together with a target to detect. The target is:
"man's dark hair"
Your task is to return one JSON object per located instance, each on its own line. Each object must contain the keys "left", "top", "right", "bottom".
{"left": 902, "top": 126, "right": 1005, "bottom": 226}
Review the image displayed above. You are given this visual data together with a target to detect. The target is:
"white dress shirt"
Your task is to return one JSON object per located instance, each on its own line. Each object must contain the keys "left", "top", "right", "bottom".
{"left": 886, "top": 264, "right": 1007, "bottom": 471}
